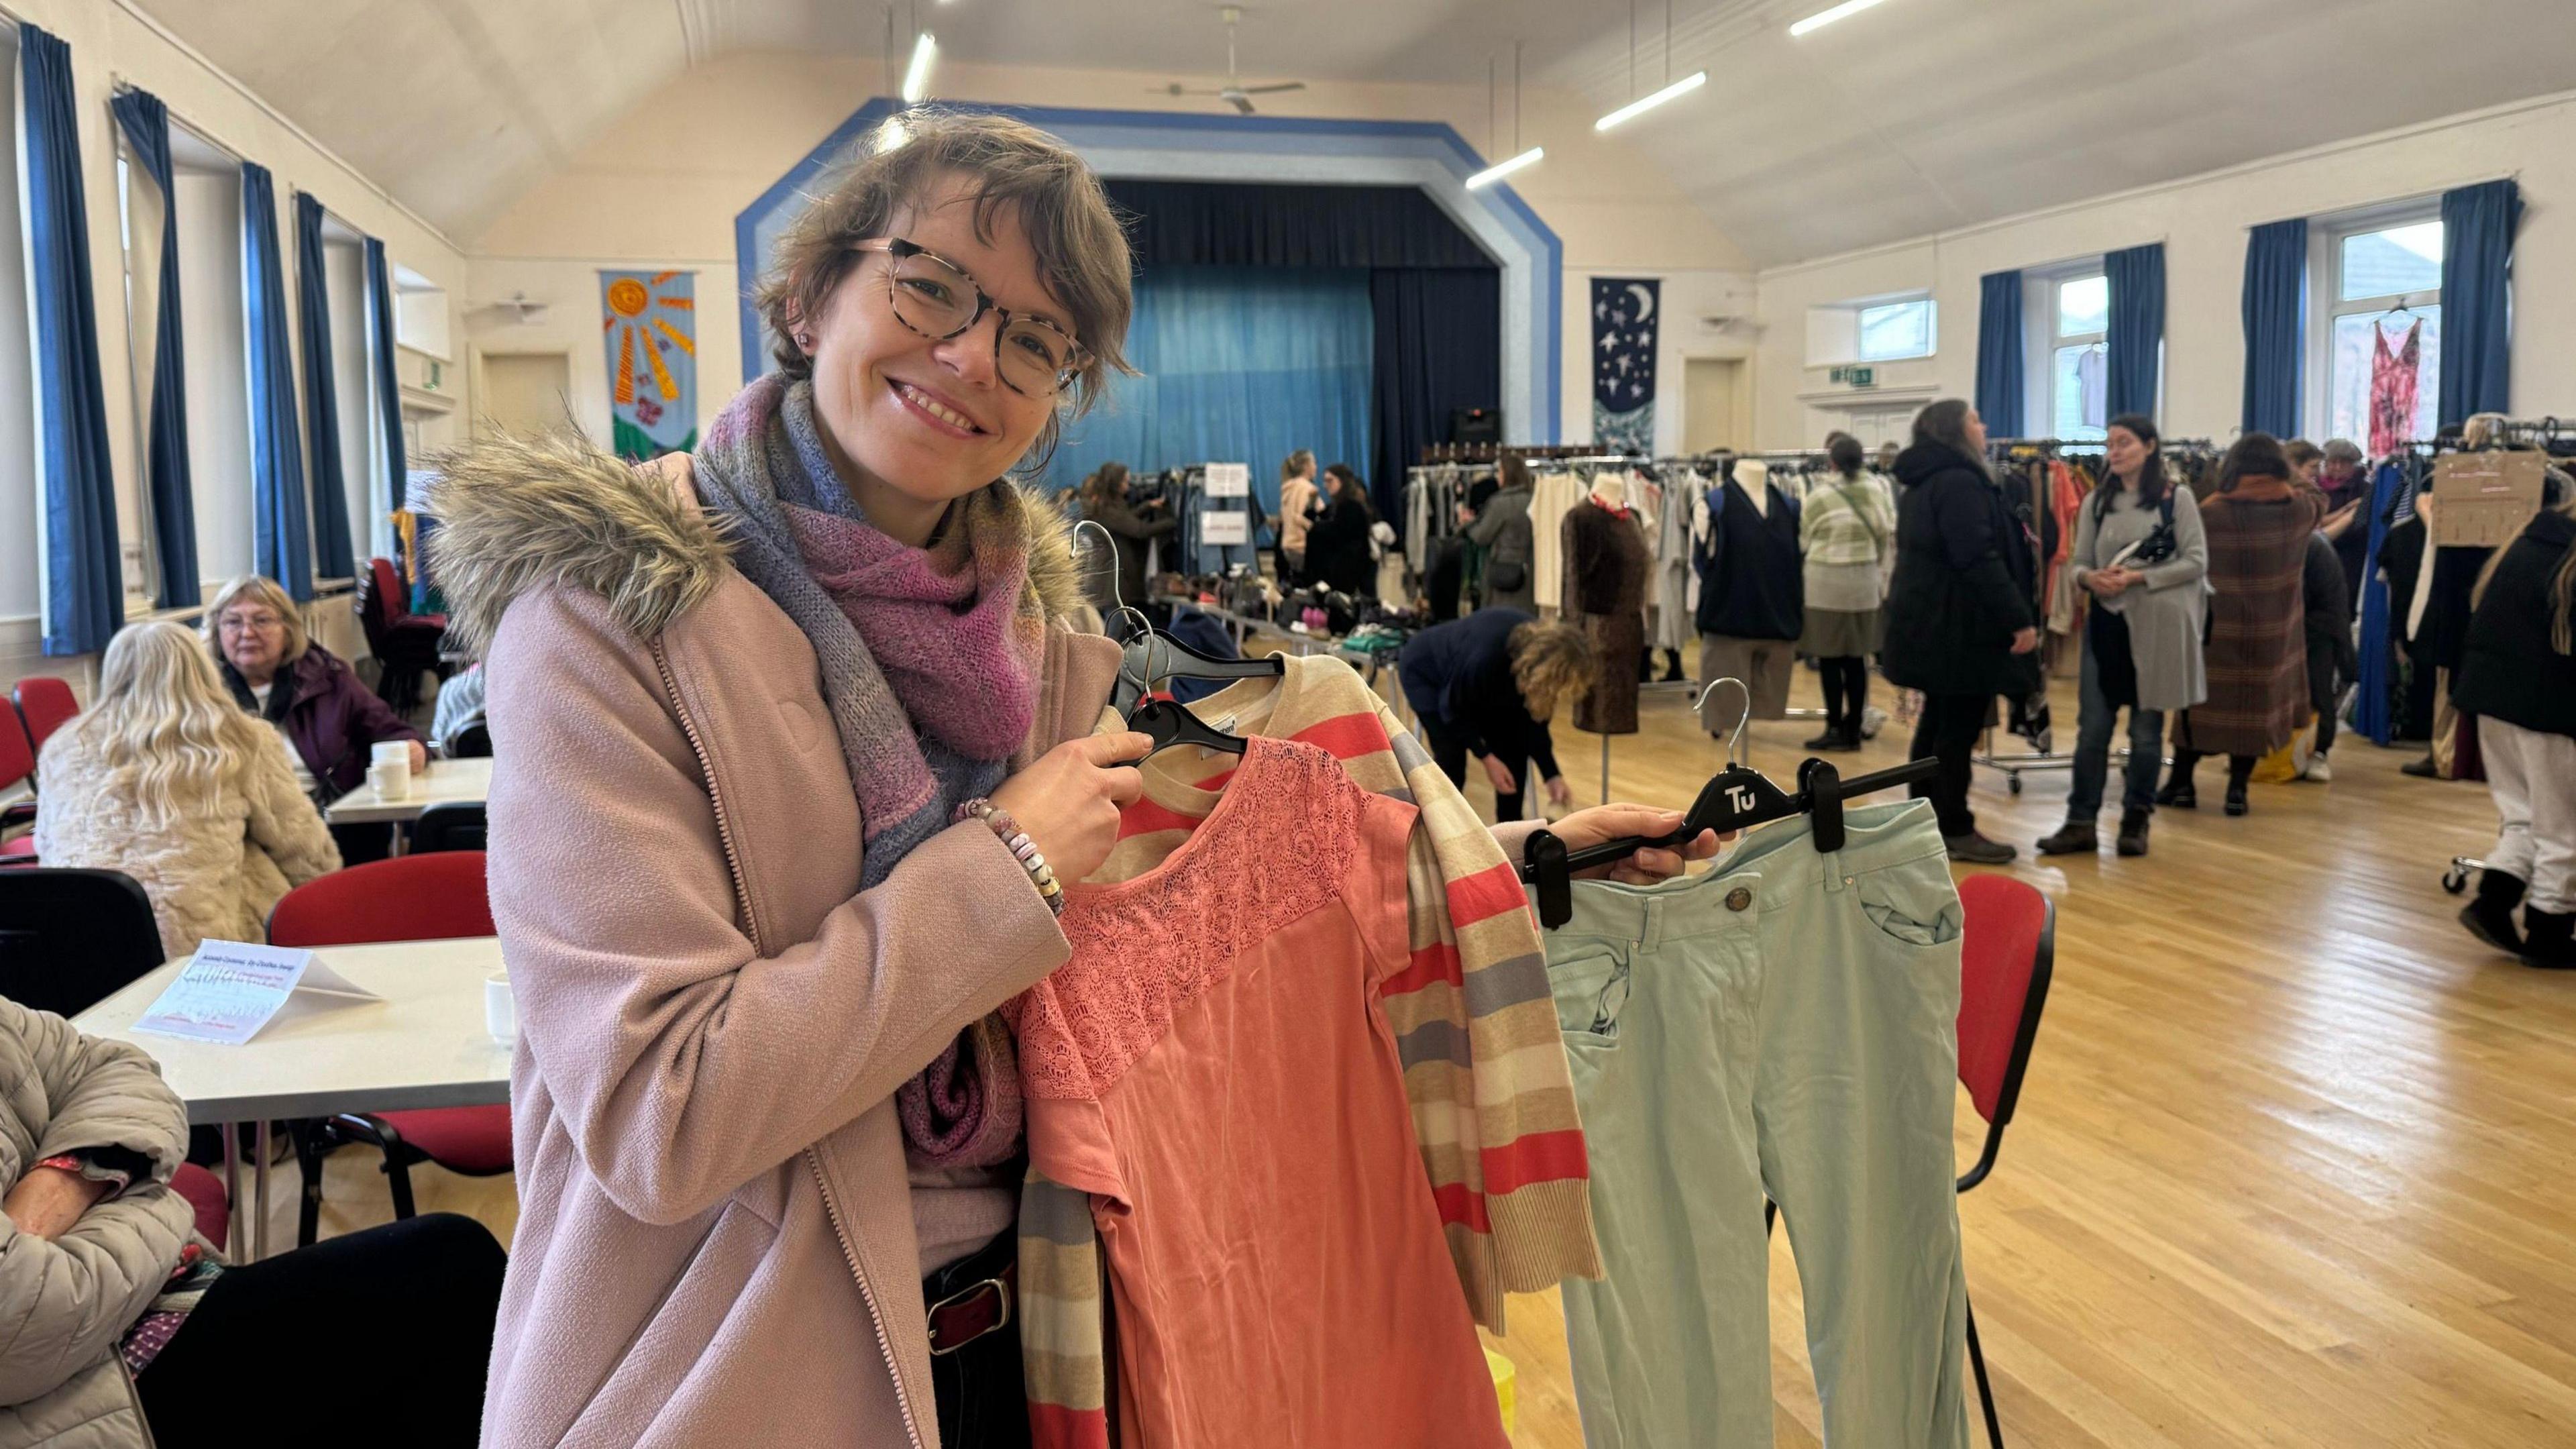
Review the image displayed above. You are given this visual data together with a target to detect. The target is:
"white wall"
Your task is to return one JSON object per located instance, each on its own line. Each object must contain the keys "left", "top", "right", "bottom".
{"left": 466, "top": 51, "right": 1754, "bottom": 449}
{"left": 174, "top": 167, "right": 251, "bottom": 592}
{"left": 1751, "top": 89, "right": 2576, "bottom": 451}
{"left": 2, "top": 0, "right": 470, "bottom": 696}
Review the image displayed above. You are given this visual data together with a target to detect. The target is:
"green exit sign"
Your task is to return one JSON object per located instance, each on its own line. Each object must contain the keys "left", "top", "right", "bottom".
{"left": 1829, "top": 366, "right": 1877, "bottom": 388}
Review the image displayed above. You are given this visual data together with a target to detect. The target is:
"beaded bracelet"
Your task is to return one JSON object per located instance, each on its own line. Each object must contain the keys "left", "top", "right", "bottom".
{"left": 955, "top": 798, "right": 1065, "bottom": 915}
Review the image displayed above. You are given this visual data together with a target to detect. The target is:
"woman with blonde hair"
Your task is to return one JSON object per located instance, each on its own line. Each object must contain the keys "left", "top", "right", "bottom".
{"left": 1275, "top": 447, "right": 1321, "bottom": 581}
{"left": 1398, "top": 606, "right": 1593, "bottom": 822}
{"left": 33, "top": 621, "right": 339, "bottom": 959}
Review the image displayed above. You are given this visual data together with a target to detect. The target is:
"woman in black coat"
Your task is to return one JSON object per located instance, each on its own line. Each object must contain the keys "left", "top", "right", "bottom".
{"left": 1079, "top": 461, "right": 1177, "bottom": 609}
{"left": 2451, "top": 480, "right": 2576, "bottom": 968}
{"left": 1301, "top": 463, "right": 1379, "bottom": 597}
{"left": 1880, "top": 398, "right": 2041, "bottom": 863}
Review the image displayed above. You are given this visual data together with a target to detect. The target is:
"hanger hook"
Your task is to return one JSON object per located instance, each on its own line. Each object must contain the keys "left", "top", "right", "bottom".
{"left": 1073, "top": 515, "right": 1155, "bottom": 635}
{"left": 1690, "top": 676, "right": 1753, "bottom": 769}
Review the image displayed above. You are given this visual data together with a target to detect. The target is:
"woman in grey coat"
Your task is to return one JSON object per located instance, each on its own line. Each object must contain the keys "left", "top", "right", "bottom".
{"left": 1466, "top": 453, "right": 1538, "bottom": 611}
{"left": 2037, "top": 415, "right": 2208, "bottom": 859}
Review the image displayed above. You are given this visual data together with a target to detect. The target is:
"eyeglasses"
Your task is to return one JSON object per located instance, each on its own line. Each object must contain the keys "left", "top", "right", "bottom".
{"left": 852, "top": 237, "right": 1087, "bottom": 400}
{"left": 218, "top": 612, "right": 284, "bottom": 635}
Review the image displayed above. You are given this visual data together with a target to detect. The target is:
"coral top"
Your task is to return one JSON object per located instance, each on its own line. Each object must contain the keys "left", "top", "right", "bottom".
{"left": 1006, "top": 736, "right": 1508, "bottom": 1449}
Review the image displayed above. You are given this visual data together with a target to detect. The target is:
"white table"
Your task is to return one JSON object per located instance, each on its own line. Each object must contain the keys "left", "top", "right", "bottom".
{"left": 74, "top": 936, "right": 513, "bottom": 1260}
{"left": 325, "top": 755, "right": 492, "bottom": 825}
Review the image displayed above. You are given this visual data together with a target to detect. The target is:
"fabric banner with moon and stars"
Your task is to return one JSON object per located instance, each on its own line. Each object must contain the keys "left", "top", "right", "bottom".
{"left": 1592, "top": 277, "right": 1660, "bottom": 455}
{"left": 600, "top": 270, "right": 697, "bottom": 460}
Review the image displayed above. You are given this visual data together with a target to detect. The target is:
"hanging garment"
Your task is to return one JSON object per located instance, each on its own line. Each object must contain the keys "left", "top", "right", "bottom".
{"left": 1656, "top": 469, "right": 1703, "bottom": 656}
{"left": 2178, "top": 482, "right": 2320, "bottom": 758}
{"left": 2355, "top": 459, "right": 2417, "bottom": 743}
{"left": 1547, "top": 800, "right": 1972, "bottom": 1449}
{"left": 1008, "top": 737, "right": 1509, "bottom": 1449}
{"left": 2369, "top": 319, "right": 2423, "bottom": 459}
{"left": 1529, "top": 468, "right": 1588, "bottom": 612}
{"left": 1566, "top": 496, "right": 1652, "bottom": 735}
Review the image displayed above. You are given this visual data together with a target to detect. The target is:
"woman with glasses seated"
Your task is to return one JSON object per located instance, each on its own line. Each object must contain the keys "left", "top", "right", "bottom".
{"left": 426, "top": 109, "right": 1713, "bottom": 1447}
{"left": 203, "top": 574, "right": 423, "bottom": 863}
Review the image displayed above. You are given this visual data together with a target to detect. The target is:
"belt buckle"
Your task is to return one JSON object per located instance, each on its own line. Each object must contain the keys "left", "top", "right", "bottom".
{"left": 926, "top": 1275, "right": 1012, "bottom": 1357}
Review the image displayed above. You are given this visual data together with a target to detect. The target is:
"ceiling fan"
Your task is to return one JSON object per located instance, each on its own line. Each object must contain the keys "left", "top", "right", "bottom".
{"left": 1159, "top": 6, "right": 1305, "bottom": 115}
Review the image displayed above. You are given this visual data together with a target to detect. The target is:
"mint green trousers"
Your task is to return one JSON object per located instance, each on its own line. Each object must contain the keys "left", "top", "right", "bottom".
{"left": 1547, "top": 800, "right": 1971, "bottom": 1448}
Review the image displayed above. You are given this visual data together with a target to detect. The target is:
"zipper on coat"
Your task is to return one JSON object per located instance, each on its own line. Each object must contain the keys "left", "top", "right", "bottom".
{"left": 646, "top": 635, "right": 928, "bottom": 1449}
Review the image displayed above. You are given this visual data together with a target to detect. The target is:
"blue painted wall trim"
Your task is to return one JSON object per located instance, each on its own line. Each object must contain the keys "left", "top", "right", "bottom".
{"left": 734, "top": 99, "right": 1562, "bottom": 442}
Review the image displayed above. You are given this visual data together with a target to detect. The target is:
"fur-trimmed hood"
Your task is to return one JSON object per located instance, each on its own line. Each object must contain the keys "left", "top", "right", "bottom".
{"left": 423, "top": 431, "right": 1087, "bottom": 658}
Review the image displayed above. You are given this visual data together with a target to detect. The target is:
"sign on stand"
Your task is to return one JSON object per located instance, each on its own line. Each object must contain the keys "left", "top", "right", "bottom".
{"left": 1203, "top": 462, "right": 1250, "bottom": 498}
{"left": 1201, "top": 511, "right": 1250, "bottom": 546}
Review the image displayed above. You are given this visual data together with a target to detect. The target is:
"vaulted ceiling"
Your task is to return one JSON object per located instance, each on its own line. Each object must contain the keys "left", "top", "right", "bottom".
{"left": 145, "top": 0, "right": 2576, "bottom": 266}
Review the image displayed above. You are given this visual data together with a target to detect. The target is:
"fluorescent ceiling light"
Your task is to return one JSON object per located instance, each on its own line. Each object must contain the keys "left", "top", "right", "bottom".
{"left": 902, "top": 32, "right": 937, "bottom": 104}
{"left": 1789, "top": 0, "right": 1892, "bottom": 38}
{"left": 1466, "top": 147, "right": 1545, "bottom": 190}
{"left": 1593, "top": 71, "right": 1706, "bottom": 132}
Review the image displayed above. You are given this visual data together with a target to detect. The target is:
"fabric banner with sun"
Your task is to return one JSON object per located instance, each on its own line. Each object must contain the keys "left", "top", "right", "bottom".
{"left": 1591, "top": 277, "right": 1660, "bottom": 455}
{"left": 600, "top": 270, "right": 697, "bottom": 460}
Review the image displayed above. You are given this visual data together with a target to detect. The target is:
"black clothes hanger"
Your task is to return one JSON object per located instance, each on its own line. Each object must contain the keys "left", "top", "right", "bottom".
{"left": 1515, "top": 679, "right": 1939, "bottom": 928}
{"left": 1114, "top": 626, "right": 1284, "bottom": 716}
{"left": 1128, "top": 696, "right": 1248, "bottom": 760}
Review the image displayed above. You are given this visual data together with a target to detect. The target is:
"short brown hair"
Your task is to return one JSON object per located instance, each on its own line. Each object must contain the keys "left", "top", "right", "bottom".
{"left": 755, "top": 107, "right": 1136, "bottom": 462}
{"left": 2283, "top": 439, "right": 2322, "bottom": 469}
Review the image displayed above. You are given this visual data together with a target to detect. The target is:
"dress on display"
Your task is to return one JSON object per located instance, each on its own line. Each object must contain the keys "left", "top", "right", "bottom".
{"left": 2369, "top": 319, "right": 2422, "bottom": 460}
{"left": 1564, "top": 494, "right": 1652, "bottom": 735}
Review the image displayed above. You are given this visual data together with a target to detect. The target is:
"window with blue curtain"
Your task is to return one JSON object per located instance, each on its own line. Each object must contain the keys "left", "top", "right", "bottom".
{"left": 2104, "top": 242, "right": 2165, "bottom": 420}
{"left": 294, "top": 193, "right": 356, "bottom": 580}
{"left": 1974, "top": 270, "right": 2024, "bottom": 439}
{"left": 2437, "top": 179, "right": 2520, "bottom": 427}
{"left": 364, "top": 237, "right": 409, "bottom": 521}
{"left": 2239, "top": 219, "right": 2306, "bottom": 439}
{"left": 21, "top": 25, "right": 123, "bottom": 655}
{"left": 113, "top": 87, "right": 201, "bottom": 611}
{"left": 243, "top": 163, "right": 314, "bottom": 601}
{"left": 1040, "top": 265, "right": 1374, "bottom": 539}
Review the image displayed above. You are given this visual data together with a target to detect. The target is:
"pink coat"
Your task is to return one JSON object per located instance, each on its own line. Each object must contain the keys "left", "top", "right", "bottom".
{"left": 429, "top": 438, "right": 1117, "bottom": 1448}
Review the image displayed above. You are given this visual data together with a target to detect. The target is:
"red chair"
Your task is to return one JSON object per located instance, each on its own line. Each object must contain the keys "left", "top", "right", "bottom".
{"left": 171, "top": 1163, "right": 231, "bottom": 1246}
{"left": 268, "top": 852, "right": 508, "bottom": 1245}
{"left": 0, "top": 708, "right": 36, "bottom": 864}
{"left": 1953, "top": 874, "right": 2057, "bottom": 1449}
{"left": 358, "top": 557, "right": 450, "bottom": 714}
{"left": 11, "top": 677, "right": 77, "bottom": 755}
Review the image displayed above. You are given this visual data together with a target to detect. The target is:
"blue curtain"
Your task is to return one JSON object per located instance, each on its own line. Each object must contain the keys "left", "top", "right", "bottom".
{"left": 364, "top": 237, "right": 409, "bottom": 517}
{"left": 1371, "top": 269, "right": 1500, "bottom": 528}
{"left": 1041, "top": 265, "right": 1373, "bottom": 534}
{"left": 1974, "top": 270, "right": 2024, "bottom": 438}
{"left": 2438, "top": 179, "right": 2520, "bottom": 427}
{"left": 243, "top": 164, "right": 313, "bottom": 600}
{"left": 2240, "top": 219, "right": 2306, "bottom": 439}
{"left": 1104, "top": 178, "right": 1490, "bottom": 269}
{"left": 2104, "top": 242, "right": 2165, "bottom": 419}
{"left": 21, "top": 27, "right": 121, "bottom": 656}
{"left": 294, "top": 193, "right": 355, "bottom": 580}
{"left": 111, "top": 89, "right": 199, "bottom": 611}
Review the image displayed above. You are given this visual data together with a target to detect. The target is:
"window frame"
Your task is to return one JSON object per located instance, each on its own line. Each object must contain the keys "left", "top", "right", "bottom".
{"left": 1854, "top": 296, "right": 1936, "bottom": 364}
{"left": 2307, "top": 199, "right": 2443, "bottom": 442}
{"left": 2023, "top": 260, "right": 2108, "bottom": 443}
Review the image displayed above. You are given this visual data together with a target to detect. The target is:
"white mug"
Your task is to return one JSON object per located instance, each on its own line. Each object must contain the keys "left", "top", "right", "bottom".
{"left": 368, "top": 759, "right": 412, "bottom": 800}
{"left": 371, "top": 740, "right": 412, "bottom": 767}
{"left": 484, "top": 972, "right": 517, "bottom": 1043}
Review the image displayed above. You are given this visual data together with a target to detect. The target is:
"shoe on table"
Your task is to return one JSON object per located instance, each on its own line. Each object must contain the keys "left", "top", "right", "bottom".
{"left": 2521, "top": 908, "right": 2576, "bottom": 969}
{"left": 1945, "top": 833, "right": 2019, "bottom": 865}
{"left": 2116, "top": 808, "right": 2151, "bottom": 857}
{"left": 2035, "top": 821, "right": 2097, "bottom": 857}
{"left": 2459, "top": 871, "right": 2528, "bottom": 957}
{"left": 2303, "top": 752, "right": 2332, "bottom": 783}
{"left": 2401, "top": 755, "right": 2441, "bottom": 779}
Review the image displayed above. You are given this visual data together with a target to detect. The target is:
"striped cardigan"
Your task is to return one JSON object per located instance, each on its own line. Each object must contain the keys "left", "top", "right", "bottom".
{"left": 1019, "top": 655, "right": 1601, "bottom": 1446}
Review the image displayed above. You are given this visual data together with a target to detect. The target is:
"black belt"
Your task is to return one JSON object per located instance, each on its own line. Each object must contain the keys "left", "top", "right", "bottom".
{"left": 924, "top": 1237, "right": 1017, "bottom": 1358}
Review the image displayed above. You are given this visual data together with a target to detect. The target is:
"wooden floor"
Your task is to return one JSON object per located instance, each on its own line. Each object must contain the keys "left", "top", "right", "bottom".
{"left": 286, "top": 663, "right": 2576, "bottom": 1448}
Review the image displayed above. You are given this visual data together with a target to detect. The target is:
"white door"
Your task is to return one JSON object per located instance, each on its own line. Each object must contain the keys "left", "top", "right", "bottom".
{"left": 475, "top": 352, "right": 573, "bottom": 440}
{"left": 1684, "top": 359, "right": 1743, "bottom": 454}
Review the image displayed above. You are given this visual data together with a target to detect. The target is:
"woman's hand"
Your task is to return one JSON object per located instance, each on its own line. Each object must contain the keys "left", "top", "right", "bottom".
{"left": 407, "top": 740, "right": 429, "bottom": 773}
{"left": 1548, "top": 805, "right": 1727, "bottom": 886}
{"left": 2010, "top": 627, "right": 2041, "bottom": 655}
{"left": 1481, "top": 755, "right": 1518, "bottom": 794}
{"left": 990, "top": 732, "right": 1151, "bottom": 888}
{"left": 2086, "top": 568, "right": 2134, "bottom": 598}
{"left": 3, "top": 1165, "right": 109, "bottom": 1242}
{"left": 1546, "top": 776, "right": 1573, "bottom": 809}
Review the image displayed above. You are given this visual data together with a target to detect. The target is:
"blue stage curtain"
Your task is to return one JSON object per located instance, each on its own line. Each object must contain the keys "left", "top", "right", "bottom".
{"left": 1042, "top": 265, "right": 1374, "bottom": 537}
{"left": 2240, "top": 219, "right": 2306, "bottom": 439}
{"left": 1104, "top": 179, "right": 1491, "bottom": 269}
{"left": 1974, "top": 270, "right": 2024, "bottom": 439}
{"left": 2437, "top": 179, "right": 2520, "bottom": 427}
{"left": 364, "top": 237, "right": 409, "bottom": 519}
{"left": 1371, "top": 268, "right": 1500, "bottom": 528}
{"left": 244, "top": 164, "right": 313, "bottom": 600}
{"left": 112, "top": 88, "right": 200, "bottom": 611}
{"left": 294, "top": 193, "right": 355, "bottom": 580}
{"left": 2104, "top": 242, "right": 2165, "bottom": 420}
{"left": 21, "top": 26, "right": 122, "bottom": 655}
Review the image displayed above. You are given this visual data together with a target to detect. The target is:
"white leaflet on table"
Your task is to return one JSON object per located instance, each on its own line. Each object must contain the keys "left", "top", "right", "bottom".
{"left": 131, "top": 940, "right": 381, "bottom": 1046}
